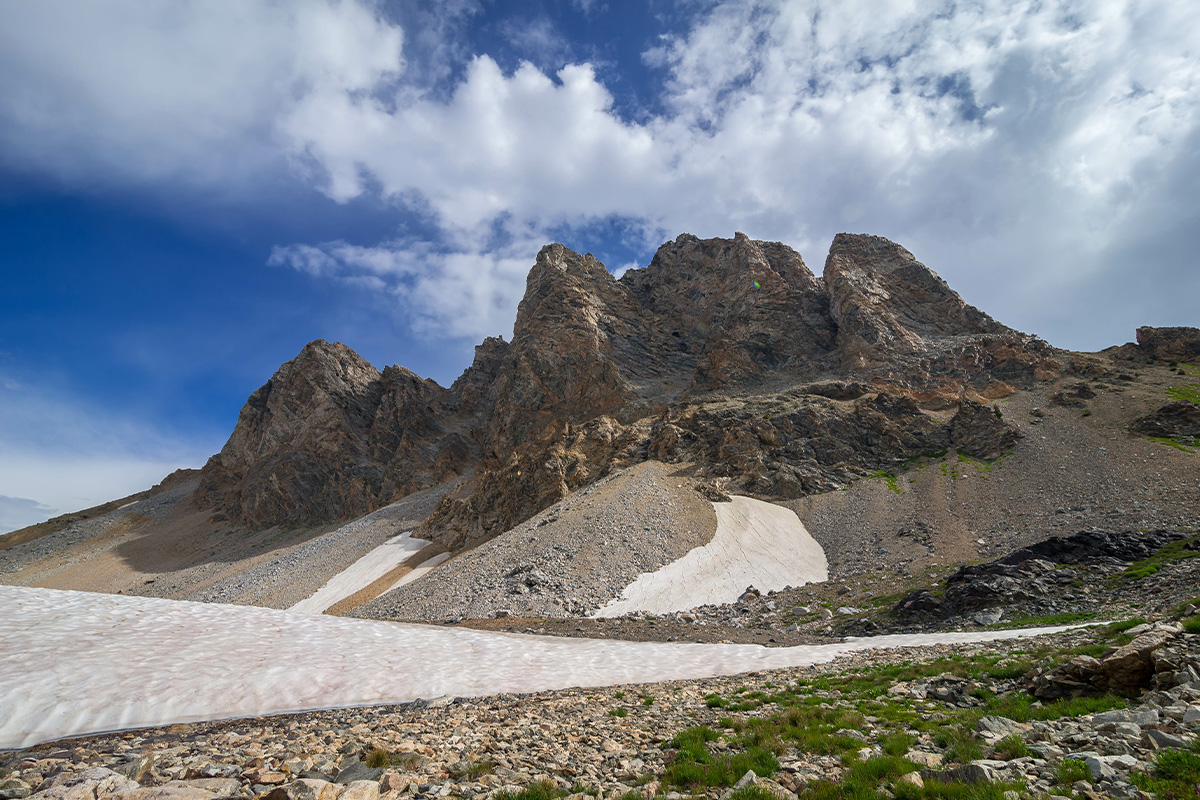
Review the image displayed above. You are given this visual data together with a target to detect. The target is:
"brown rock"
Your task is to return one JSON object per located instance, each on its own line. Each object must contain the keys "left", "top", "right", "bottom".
{"left": 1100, "top": 631, "right": 1175, "bottom": 692}
{"left": 1136, "top": 326, "right": 1200, "bottom": 361}
{"left": 1129, "top": 401, "right": 1200, "bottom": 442}
{"left": 823, "top": 233, "right": 1007, "bottom": 369}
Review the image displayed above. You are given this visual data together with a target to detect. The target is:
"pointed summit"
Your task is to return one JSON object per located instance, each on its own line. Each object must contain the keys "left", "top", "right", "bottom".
{"left": 824, "top": 233, "right": 1008, "bottom": 368}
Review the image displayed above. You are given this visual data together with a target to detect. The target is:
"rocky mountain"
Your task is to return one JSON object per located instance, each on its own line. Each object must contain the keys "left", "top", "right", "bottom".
{"left": 187, "top": 231, "right": 1073, "bottom": 547}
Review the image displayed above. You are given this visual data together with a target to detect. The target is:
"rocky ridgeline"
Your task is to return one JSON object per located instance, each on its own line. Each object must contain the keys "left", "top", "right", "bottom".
{"left": 3, "top": 627, "right": 1198, "bottom": 800}
{"left": 188, "top": 232, "right": 1075, "bottom": 547}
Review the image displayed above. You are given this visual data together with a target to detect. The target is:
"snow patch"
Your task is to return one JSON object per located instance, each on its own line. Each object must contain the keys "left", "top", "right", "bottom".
{"left": 0, "top": 585, "right": 1080, "bottom": 750}
{"left": 385, "top": 551, "right": 452, "bottom": 594}
{"left": 289, "top": 532, "right": 430, "bottom": 614}
{"left": 594, "top": 496, "right": 827, "bottom": 617}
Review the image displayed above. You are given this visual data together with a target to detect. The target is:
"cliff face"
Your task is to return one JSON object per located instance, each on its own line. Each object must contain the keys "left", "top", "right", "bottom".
{"left": 195, "top": 232, "right": 1056, "bottom": 539}
{"left": 194, "top": 341, "right": 472, "bottom": 528}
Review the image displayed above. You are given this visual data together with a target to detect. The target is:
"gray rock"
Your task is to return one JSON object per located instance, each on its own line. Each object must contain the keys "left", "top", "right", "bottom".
{"left": 1143, "top": 729, "right": 1188, "bottom": 750}
{"left": 334, "top": 758, "right": 383, "bottom": 786}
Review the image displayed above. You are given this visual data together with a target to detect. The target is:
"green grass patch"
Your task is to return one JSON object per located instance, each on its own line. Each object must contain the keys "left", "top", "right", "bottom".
{"left": 493, "top": 780, "right": 564, "bottom": 800}
{"left": 365, "top": 748, "right": 423, "bottom": 770}
{"left": 1105, "top": 618, "right": 1147, "bottom": 635}
{"left": 1132, "top": 746, "right": 1200, "bottom": 800}
{"left": 1166, "top": 384, "right": 1200, "bottom": 404}
{"left": 1056, "top": 759, "right": 1091, "bottom": 786}
{"left": 991, "top": 610, "right": 1096, "bottom": 628}
{"left": 992, "top": 735, "right": 1031, "bottom": 761}
{"left": 1149, "top": 435, "right": 1198, "bottom": 453}
{"left": 868, "top": 470, "right": 901, "bottom": 493}
{"left": 608, "top": 707, "right": 628, "bottom": 717}
{"left": 1183, "top": 615, "right": 1200, "bottom": 634}
{"left": 1121, "top": 535, "right": 1200, "bottom": 581}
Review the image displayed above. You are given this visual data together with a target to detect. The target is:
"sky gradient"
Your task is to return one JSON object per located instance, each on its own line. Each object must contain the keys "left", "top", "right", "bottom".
{"left": 1, "top": 0, "right": 1198, "bottom": 531}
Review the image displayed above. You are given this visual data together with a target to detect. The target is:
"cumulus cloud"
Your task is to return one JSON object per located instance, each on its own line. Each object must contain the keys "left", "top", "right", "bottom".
{"left": 265, "top": 0, "right": 1199, "bottom": 346}
{"left": 0, "top": 0, "right": 403, "bottom": 189}
{"left": 2, "top": 0, "right": 1197, "bottom": 347}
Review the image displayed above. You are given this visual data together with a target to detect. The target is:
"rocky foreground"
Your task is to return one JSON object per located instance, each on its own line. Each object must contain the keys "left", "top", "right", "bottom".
{"left": 4, "top": 618, "right": 1198, "bottom": 800}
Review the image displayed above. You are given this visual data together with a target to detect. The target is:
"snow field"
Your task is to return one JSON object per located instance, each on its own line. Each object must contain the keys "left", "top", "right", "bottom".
{"left": 1, "top": 585, "right": 1079, "bottom": 749}
{"left": 595, "top": 496, "right": 828, "bottom": 617}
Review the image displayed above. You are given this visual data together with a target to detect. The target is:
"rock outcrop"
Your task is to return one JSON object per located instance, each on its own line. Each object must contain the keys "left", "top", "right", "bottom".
{"left": 1129, "top": 401, "right": 1200, "bottom": 444}
{"left": 1136, "top": 326, "right": 1200, "bottom": 362}
{"left": 195, "top": 341, "right": 472, "bottom": 528}
{"left": 193, "top": 232, "right": 1057, "bottom": 540}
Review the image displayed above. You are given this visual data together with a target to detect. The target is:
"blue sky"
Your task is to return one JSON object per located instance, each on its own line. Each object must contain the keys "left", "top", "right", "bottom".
{"left": 1, "top": 0, "right": 1198, "bottom": 531}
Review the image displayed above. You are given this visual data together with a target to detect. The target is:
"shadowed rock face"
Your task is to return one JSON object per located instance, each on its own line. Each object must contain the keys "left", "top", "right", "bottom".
{"left": 195, "top": 232, "right": 1046, "bottom": 540}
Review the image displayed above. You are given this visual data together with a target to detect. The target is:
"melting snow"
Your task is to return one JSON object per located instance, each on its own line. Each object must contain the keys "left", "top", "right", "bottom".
{"left": 385, "top": 551, "right": 452, "bottom": 594}
{"left": 289, "top": 532, "right": 430, "bottom": 614}
{"left": 1, "top": 585, "right": 1080, "bottom": 750}
{"left": 595, "top": 496, "right": 827, "bottom": 617}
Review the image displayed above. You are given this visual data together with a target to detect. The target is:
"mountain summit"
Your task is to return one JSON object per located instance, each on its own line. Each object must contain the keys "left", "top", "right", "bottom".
{"left": 192, "top": 232, "right": 1050, "bottom": 545}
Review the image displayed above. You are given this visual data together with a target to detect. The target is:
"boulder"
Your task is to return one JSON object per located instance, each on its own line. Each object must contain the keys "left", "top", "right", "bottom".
{"left": 1100, "top": 631, "right": 1176, "bottom": 692}
{"left": 1136, "top": 326, "right": 1200, "bottom": 361}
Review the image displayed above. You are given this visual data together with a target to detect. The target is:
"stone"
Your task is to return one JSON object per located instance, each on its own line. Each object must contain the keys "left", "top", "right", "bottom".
{"left": 1082, "top": 756, "right": 1115, "bottom": 781}
{"left": 163, "top": 780, "right": 241, "bottom": 796}
{"left": 337, "top": 782, "right": 379, "bottom": 800}
{"left": 904, "top": 752, "right": 943, "bottom": 769}
{"left": 0, "top": 779, "right": 31, "bottom": 800}
{"left": 975, "top": 716, "right": 1033, "bottom": 744}
{"left": 1101, "top": 631, "right": 1176, "bottom": 692}
{"left": 895, "top": 773, "right": 923, "bottom": 790}
{"left": 333, "top": 759, "right": 382, "bottom": 786}
{"left": 1144, "top": 729, "right": 1188, "bottom": 750}
{"left": 1136, "top": 326, "right": 1200, "bottom": 361}
{"left": 260, "top": 780, "right": 343, "bottom": 800}
{"left": 922, "top": 763, "right": 996, "bottom": 785}
{"left": 109, "top": 789, "right": 224, "bottom": 800}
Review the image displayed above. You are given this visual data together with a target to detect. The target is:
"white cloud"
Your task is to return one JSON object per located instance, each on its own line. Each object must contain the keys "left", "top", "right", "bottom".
{"left": 268, "top": 0, "right": 1199, "bottom": 347}
{"left": 0, "top": 0, "right": 403, "bottom": 189}
{"left": 0, "top": 373, "right": 217, "bottom": 521}
{"left": 0, "top": 495, "right": 57, "bottom": 535}
{"left": 2, "top": 0, "right": 1197, "bottom": 348}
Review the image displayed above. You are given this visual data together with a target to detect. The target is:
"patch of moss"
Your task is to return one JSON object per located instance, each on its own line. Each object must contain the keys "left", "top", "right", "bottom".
{"left": 1120, "top": 535, "right": 1200, "bottom": 581}
{"left": 1148, "top": 435, "right": 1198, "bottom": 453}
{"left": 868, "top": 470, "right": 901, "bottom": 493}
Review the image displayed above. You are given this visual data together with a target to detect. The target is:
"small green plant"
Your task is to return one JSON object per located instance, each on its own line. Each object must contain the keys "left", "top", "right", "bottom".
{"left": 614, "top": 691, "right": 625, "bottom": 698}
{"left": 609, "top": 707, "right": 628, "bottom": 717}
{"left": 992, "top": 735, "right": 1031, "bottom": 761}
{"left": 1121, "top": 536, "right": 1200, "bottom": 581}
{"left": 939, "top": 727, "right": 982, "bottom": 764}
{"left": 1105, "top": 618, "right": 1147, "bottom": 635}
{"left": 642, "top": 695, "right": 655, "bottom": 706}
{"left": 1131, "top": 746, "right": 1200, "bottom": 800}
{"left": 881, "top": 732, "right": 914, "bottom": 757}
{"left": 663, "top": 725, "right": 779, "bottom": 789}
{"left": 365, "top": 747, "right": 391, "bottom": 769}
{"left": 868, "top": 470, "right": 901, "bottom": 493}
{"left": 705, "top": 693, "right": 728, "bottom": 708}
{"left": 1056, "top": 759, "right": 1092, "bottom": 786}
{"left": 492, "top": 779, "right": 564, "bottom": 800}
{"left": 1183, "top": 615, "right": 1200, "bottom": 634}
{"left": 450, "top": 760, "right": 496, "bottom": 779}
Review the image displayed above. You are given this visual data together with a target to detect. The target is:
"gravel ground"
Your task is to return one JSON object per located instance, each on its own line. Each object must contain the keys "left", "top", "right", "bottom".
{"left": 790, "top": 364, "right": 1200, "bottom": 580}
{"left": 189, "top": 483, "right": 455, "bottom": 609}
{"left": 354, "top": 462, "right": 717, "bottom": 621}
{"left": 0, "top": 479, "right": 197, "bottom": 578}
